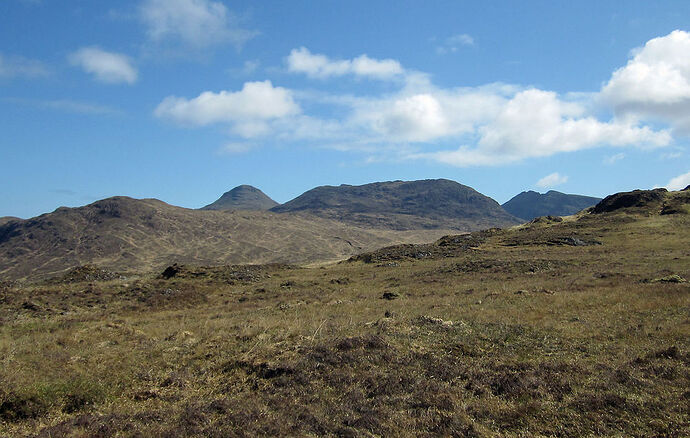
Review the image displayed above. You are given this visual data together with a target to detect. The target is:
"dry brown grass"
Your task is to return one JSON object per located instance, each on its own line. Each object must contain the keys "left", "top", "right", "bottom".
{"left": 0, "top": 207, "right": 688, "bottom": 436}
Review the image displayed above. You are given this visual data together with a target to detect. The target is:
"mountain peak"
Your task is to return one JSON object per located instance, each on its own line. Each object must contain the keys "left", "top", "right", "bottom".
{"left": 201, "top": 185, "right": 279, "bottom": 211}
{"left": 502, "top": 190, "right": 601, "bottom": 221}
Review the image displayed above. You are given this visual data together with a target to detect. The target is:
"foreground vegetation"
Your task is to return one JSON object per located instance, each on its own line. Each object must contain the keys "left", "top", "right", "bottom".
{"left": 1, "top": 192, "right": 688, "bottom": 436}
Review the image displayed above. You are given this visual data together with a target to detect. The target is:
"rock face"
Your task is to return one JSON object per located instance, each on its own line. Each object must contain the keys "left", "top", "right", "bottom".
{"left": 592, "top": 189, "right": 668, "bottom": 214}
{"left": 271, "top": 179, "right": 521, "bottom": 230}
{"left": 201, "top": 185, "right": 279, "bottom": 211}
{"left": 502, "top": 190, "right": 601, "bottom": 221}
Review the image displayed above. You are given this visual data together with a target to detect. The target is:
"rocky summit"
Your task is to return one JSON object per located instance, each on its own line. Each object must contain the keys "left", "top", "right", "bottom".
{"left": 201, "top": 185, "right": 279, "bottom": 211}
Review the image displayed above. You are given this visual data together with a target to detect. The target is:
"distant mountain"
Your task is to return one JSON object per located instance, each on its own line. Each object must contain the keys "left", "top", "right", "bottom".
{"left": 0, "top": 217, "right": 21, "bottom": 226}
{"left": 271, "top": 179, "right": 521, "bottom": 230}
{"left": 0, "top": 196, "right": 450, "bottom": 280}
{"left": 502, "top": 190, "right": 602, "bottom": 220}
{"left": 201, "top": 185, "right": 279, "bottom": 211}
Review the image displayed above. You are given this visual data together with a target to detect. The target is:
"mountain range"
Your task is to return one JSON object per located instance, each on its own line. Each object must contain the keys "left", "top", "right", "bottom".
{"left": 0, "top": 179, "right": 608, "bottom": 279}
{"left": 0, "top": 196, "right": 452, "bottom": 279}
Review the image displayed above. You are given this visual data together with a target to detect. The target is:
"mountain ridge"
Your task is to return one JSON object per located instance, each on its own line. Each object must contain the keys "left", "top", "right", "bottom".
{"left": 271, "top": 179, "right": 521, "bottom": 230}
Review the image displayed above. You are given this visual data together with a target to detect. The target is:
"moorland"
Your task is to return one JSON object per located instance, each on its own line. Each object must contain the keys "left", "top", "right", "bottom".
{"left": 0, "top": 187, "right": 688, "bottom": 436}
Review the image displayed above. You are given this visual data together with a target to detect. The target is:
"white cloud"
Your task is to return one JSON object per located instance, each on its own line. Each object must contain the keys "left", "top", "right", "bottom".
{"left": 477, "top": 89, "right": 669, "bottom": 158}
{"left": 436, "top": 33, "right": 475, "bottom": 54}
{"left": 370, "top": 94, "right": 449, "bottom": 142}
{"left": 69, "top": 47, "right": 137, "bottom": 84}
{"left": 139, "top": 0, "right": 257, "bottom": 49}
{"left": 536, "top": 172, "right": 568, "bottom": 189}
{"left": 601, "top": 30, "right": 690, "bottom": 135}
{"left": 0, "top": 53, "right": 49, "bottom": 78}
{"left": 158, "top": 32, "right": 685, "bottom": 165}
{"left": 155, "top": 80, "right": 300, "bottom": 137}
{"left": 397, "top": 88, "right": 670, "bottom": 166}
{"left": 286, "top": 47, "right": 404, "bottom": 80}
{"left": 350, "top": 86, "right": 509, "bottom": 145}
{"left": 666, "top": 171, "right": 690, "bottom": 191}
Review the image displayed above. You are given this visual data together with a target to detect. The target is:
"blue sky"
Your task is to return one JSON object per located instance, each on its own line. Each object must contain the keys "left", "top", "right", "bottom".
{"left": 2, "top": 0, "right": 690, "bottom": 218}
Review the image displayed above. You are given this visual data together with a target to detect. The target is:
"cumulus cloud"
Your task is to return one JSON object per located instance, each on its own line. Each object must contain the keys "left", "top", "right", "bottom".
{"left": 140, "top": 0, "right": 257, "bottom": 49}
{"left": 69, "top": 47, "right": 137, "bottom": 84}
{"left": 477, "top": 89, "right": 670, "bottom": 158}
{"left": 155, "top": 80, "right": 300, "bottom": 137}
{"left": 666, "top": 171, "right": 690, "bottom": 191}
{"left": 371, "top": 94, "right": 448, "bottom": 141}
{"left": 0, "top": 53, "right": 49, "bottom": 78}
{"left": 287, "top": 47, "right": 404, "bottom": 80}
{"left": 601, "top": 30, "right": 690, "bottom": 135}
{"left": 436, "top": 34, "right": 475, "bottom": 54}
{"left": 399, "top": 88, "right": 670, "bottom": 166}
{"left": 536, "top": 172, "right": 568, "bottom": 189}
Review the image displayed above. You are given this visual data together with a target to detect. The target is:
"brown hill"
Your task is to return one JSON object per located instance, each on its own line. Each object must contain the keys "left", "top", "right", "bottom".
{"left": 0, "top": 197, "right": 451, "bottom": 280}
{"left": 271, "top": 179, "right": 520, "bottom": 230}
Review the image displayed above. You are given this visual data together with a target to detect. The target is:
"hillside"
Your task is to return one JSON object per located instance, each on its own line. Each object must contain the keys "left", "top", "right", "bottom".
{"left": 502, "top": 190, "right": 601, "bottom": 220}
{"left": 272, "top": 179, "right": 520, "bottom": 230}
{"left": 1, "top": 187, "right": 687, "bottom": 437}
{"left": 200, "top": 185, "right": 279, "bottom": 211}
{"left": 0, "top": 197, "right": 450, "bottom": 280}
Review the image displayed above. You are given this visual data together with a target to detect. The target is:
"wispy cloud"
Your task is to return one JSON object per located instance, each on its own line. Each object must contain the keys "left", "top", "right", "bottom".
{"left": 228, "top": 59, "right": 260, "bottom": 77}
{"left": 5, "top": 97, "right": 122, "bottom": 115}
{"left": 436, "top": 33, "right": 475, "bottom": 54}
{"left": 139, "top": 0, "right": 258, "bottom": 49}
{"left": 155, "top": 81, "right": 300, "bottom": 137}
{"left": 218, "top": 142, "right": 254, "bottom": 155}
{"left": 69, "top": 47, "right": 138, "bottom": 84}
{"left": 536, "top": 172, "right": 568, "bottom": 189}
{"left": 603, "top": 152, "right": 625, "bottom": 164}
{"left": 0, "top": 53, "right": 49, "bottom": 79}
{"left": 286, "top": 47, "right": 404, "bottom": 80}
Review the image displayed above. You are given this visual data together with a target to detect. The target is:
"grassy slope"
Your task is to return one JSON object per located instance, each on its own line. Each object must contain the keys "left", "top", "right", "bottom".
{"left": 0, "top": 202, "right": 688, "bottom": 436}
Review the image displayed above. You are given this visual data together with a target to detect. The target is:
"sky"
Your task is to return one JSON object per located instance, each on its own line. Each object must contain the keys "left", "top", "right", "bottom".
{"left": 2, "top": 0, "right": 690, "bottom": 219}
